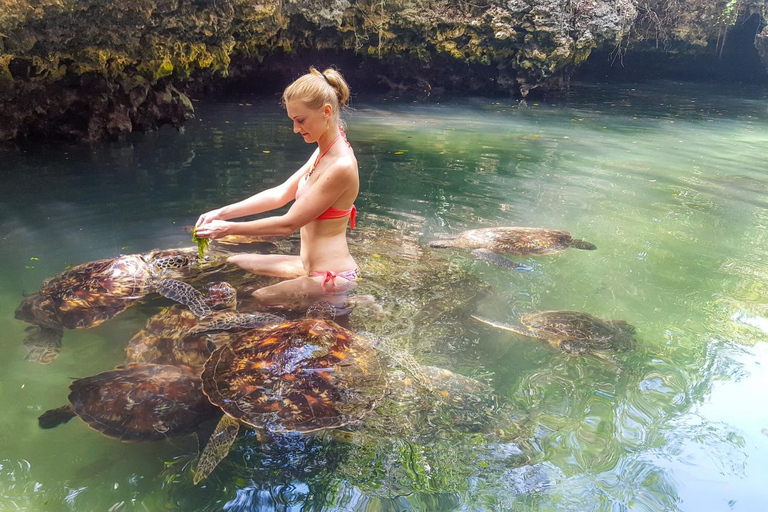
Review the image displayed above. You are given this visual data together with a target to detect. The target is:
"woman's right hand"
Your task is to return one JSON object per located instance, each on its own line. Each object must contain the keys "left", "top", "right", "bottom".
{"left": 195, "top": 208, "right": 225, "bottom": 228}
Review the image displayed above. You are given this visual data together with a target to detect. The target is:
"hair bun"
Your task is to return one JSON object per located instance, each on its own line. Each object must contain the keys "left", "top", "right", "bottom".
{"left": 320, "top": 68, "right": 350, "bottom": 107}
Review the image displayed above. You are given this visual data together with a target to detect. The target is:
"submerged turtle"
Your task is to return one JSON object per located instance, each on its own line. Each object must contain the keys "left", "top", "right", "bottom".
{"left": 125, "top": 281, "right": 284, "bottom": 367}
{"left": 193, "top": 318, "right": 388, "bottom": 483}
{"left": 472, "top": 310, "right": 636, "bottom": 358}
{"left": 369, "top": 364, "right": 522, "bottom": 439}
{"left": 15, "top": 247, "right": 228, "bottom": 363}
{"left": 429, "top": 227, "right": 597, "bottom": 269}
{"left": 38, "top": 364, "right": 220, "bottom": 441}
{"left": 191, "top": 317, "right": 524, "bottom": 483}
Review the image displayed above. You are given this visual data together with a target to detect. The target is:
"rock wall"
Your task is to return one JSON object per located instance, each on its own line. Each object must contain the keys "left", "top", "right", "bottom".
{"left": 0, "top": 0, "right": 764, "bottom": 144}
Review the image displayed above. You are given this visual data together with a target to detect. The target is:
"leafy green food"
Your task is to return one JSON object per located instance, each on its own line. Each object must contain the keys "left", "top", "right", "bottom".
{"left": 192, "top": 231, "right": 210, "bottom": 261}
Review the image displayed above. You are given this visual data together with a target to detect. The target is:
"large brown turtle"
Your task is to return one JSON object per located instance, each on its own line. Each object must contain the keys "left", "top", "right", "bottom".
{"left": 472, "top": 310, "right": 636, "bottom": 359}
{"left": 192, "top": 318, "right": 391, "bottom": 483}
{"left": 429, "top": 227, "right": 597, "bottom": 269}
{"left": 125, "top": 281, "right": 284, "bottom": 368}
{"left": 191, "top": 317, "right": 524, "bottom": 483}
{"left": 37, "top": 364, "right": 220, "bottom": 441}
{"left": 15, "top": 247, "right": 228, "bottom": 363}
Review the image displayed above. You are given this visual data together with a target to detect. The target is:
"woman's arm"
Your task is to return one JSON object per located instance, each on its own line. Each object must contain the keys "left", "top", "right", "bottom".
{"left": 194, "top": 156, "right": 355, "bottom": 239}
{"left": 196, "top": 151, "right": 318, "bottom": 227}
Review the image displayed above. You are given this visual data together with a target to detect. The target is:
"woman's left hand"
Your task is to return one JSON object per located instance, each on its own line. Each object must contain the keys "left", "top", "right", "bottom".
{"left": 193, "top": 219, "right": 232, "bottom": 240}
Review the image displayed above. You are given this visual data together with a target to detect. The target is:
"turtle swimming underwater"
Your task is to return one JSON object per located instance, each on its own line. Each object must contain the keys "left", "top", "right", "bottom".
{"left": 366, "top": 364, "right": 523, "bottom": 439}
{"left": 15, "top": 247, "right": 228, "bottom": 363}
{"left": 125, "top": 281, "right": 284, "bottom": 368}
{"left": 191, "top": 317, "right": 524, "bottom": 483}
{"left": 428, "top": 227, "right": 597, "bottom": 269}
{"left": 192, "top": 318, "right": 388, "bottom": 483}
{"left": 38, "top": 364, "right": 220, "bottom": 441}
{"left": 472, "top": 310, "right": 636, "bottom": 359}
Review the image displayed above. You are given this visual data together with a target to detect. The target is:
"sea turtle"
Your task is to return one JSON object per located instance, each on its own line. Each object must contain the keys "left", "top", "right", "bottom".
{"left": 190, "top": 316, "right": 525, "bottom": 483}
{"left": 472, "top": 310, "right": 636, "bottom": 358}
{"left": 428, "top": 227, "right": 597, "bottom": 269}
{"left": 125, "top": 281, "right": 284, "bottom": 367}
{"left": 37, "top": 364, "right": 220, "bottom": 441}
{"left": 369, "top": 364, "right": 519, "bottom": 437}
{"left": 192, "top": 318, "right": 388, "bottom": 483}
{"left": 15, "top": 247, "right": 228, "bottom": 363}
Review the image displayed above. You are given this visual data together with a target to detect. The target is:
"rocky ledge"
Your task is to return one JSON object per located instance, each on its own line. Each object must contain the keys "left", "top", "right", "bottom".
{"left": 0, "top": 0, "right": 765, "bottom": 144}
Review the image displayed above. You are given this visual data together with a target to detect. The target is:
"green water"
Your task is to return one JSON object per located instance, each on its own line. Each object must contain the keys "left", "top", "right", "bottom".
{"left": 1, "top": 81, "right": 768, "bottom": 511}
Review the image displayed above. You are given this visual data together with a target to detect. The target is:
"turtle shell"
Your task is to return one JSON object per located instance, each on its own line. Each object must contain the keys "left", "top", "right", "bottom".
{"left": 15, "top": 247, "right": 220, "bottom": 331}
{"left": 125, "top": 282, "right": 239, "bottom": 367}
{"left": 68, "top": 364, "right": 220, "bottom": 441}
{"left": 522, "top": 311, "right": 636, "bottom": 353}
{"left": 382, "top": 365, "right": 504, "bottom": 433}
{"left": 201, "top": 319, "right": 387, "bottom": 433}
{"left": 15, "top": 255, "right": 148, "bottom": 330}
{"left": 435, "top": 227, "right": 594, "bottom": 255}
{"left": 124, "top": 306, "right": 221, "bottom": 367}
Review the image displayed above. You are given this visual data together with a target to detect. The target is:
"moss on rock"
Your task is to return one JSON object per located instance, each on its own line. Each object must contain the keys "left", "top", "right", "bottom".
{"left": 0, "top": 0, "right": 765, "bottom": 143}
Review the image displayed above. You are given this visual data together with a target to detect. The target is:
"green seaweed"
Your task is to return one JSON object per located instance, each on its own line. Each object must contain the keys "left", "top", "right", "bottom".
{"left": 192, "top": 231, "right": 210, "bottom": 261}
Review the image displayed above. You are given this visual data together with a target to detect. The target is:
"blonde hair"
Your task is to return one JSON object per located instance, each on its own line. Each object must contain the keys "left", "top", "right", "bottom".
{"left": 282, "top": 67, "right": 350, "bottom": 124}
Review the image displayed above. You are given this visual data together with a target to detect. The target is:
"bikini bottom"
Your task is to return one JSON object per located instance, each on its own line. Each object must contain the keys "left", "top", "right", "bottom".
{"left": 308, "top": 267, "right": 362, "bottom": 293}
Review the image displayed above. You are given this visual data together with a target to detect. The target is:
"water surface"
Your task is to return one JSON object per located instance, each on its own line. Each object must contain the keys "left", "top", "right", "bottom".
{"left": 1, "top": 81, "right": 768, "bottom": 511}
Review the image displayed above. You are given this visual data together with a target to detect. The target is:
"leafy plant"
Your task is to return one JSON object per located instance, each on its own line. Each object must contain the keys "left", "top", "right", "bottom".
{"left": 192, "top": 231, "right": 210, "bottom": 261}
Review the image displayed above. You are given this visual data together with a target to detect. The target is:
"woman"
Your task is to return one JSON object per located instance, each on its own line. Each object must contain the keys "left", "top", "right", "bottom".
{"left": 194, "top": 67, "right": 360, "bottom": 305}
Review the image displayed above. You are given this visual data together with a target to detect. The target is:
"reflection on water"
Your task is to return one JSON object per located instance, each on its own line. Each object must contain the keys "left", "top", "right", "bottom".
{"left": 1, "top": 81, "right": 768, "bottom": 510}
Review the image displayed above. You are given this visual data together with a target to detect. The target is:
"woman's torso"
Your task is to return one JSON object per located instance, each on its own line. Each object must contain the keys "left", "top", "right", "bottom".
{"left": 296, "top": 149, "right": 359, "bottom": 273}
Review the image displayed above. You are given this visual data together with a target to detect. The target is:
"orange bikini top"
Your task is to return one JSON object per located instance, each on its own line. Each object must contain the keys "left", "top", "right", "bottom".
{"left": 295, "top": 178, "right": 356, "bottom": 229}
{"left": 294, "top": 130, "right": 357, "bottom": 229}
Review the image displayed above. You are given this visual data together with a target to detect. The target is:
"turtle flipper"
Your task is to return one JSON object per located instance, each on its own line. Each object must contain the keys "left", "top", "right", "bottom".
{"left": 38, "top": 405, "right": 76, "bottom": 428}
{"left": 190, "top": 311, "right": 284, "bottom": 334}
{"left": 152, "top": 279, "right": 212, "bottom": 318}
{"left": 470, "top": 249, "right": 532, "bottom": 271}
{"left": 471, "top": 316, "right": 538, "bottom": 339}
{"left": 569, "top": 239, "right": 597, "bottom": 251}
{"left": 193, "top": 415, "right": 240, "bottom": 484}
{"left": 23, "top": 326, "right": 63, "bottom": 364}
{"left": 194, "top": 414, "right": 225, "bottom": 455}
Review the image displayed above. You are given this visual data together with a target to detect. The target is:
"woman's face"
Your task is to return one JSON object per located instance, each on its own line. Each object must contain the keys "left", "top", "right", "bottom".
{"left": 286, "top": 100, "right": 328, "bottom": 144}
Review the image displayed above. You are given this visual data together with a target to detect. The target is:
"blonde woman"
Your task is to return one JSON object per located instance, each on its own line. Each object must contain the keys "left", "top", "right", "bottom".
{"left": 194, "top": 67, "right": 360, "bottom": 304}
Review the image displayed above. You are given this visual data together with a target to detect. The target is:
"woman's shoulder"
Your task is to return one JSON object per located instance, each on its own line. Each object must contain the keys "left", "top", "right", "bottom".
{"left": 328, "top": 151, "right": 358, "bottom": 177}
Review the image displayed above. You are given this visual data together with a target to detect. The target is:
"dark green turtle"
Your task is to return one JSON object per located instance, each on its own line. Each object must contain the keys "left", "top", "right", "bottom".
{"left": 125, "top": 281, "right": 284, "bottom": 368}
{"left": 38, "top": 364, "right": 220, "bottom": 441}
{"left": 472, "top": 310, "right": 636, "bottom": 358}
{"left": 193, "top": 318, "right": 388, "bottom": 483}
{"left": 429, "top": 227, "right": 597, "bottom": 269}
{"left": 15, "top": 247, "right": 228, "bottom": 363}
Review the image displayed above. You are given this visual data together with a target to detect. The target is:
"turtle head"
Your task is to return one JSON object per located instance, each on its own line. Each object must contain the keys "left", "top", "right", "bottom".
{"left": 202, "top": 282, "right": 238, "bottom": 311}
{"left": 610, "top": 320, "right": 636, "bottom": 335}
{"left": 151, "top": 254, "right": 194, "bottom": 272}
{"left": 15, "top": 293, "right": 62, "bottom": 329}
{"left": 570, "top": 239, "right": 597, "bottom": 251}
{"left": 14, "top": 294, "right": 38, "bottom": 323}
{"left": 147, "top": 247, "right": 227, "bottom": 276}
{"left": 305, "top": 301, "right": 337, "bottom": 320}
